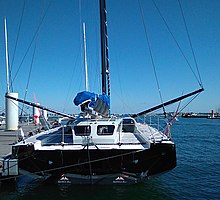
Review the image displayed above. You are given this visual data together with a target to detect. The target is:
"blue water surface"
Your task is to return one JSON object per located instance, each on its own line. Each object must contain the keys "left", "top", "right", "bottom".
{"left": 0, "top": 118, "right": 219, "bottom": 200}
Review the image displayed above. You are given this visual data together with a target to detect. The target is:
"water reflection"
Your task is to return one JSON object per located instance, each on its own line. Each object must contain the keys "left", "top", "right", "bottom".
{"left": 0, "top": 176, "right": 175, "bottom": 200}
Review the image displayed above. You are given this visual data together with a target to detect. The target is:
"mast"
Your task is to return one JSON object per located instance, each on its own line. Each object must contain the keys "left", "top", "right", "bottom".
{"left": 4, "top": 17, "right": 19, "bottom": 130}
{"left": 100, "top": 0, "right": 110, "bottom": 96}
{"left": 4, "top": 17, "right": 10, "bottom": 93}
{"left": 83, "top": 22, "right": 89, "bottom": 91}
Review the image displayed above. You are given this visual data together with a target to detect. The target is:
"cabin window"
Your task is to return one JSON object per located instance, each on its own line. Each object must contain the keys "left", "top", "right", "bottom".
{"left": 38, "top": 127, "right": 73, "bottom": 146}
{"left": 122, "top": 119, "right": 135, "bottom": 133}
{"left": 74, "top": 125, "right": 91, "bottom": 136}
{"left": 97, "top": 125, "right": 115, "bottom": 135}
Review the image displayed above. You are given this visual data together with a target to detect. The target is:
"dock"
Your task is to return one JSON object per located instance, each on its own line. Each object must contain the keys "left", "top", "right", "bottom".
{"left": 0, "top": 123, "right": 39, "bottom": 157}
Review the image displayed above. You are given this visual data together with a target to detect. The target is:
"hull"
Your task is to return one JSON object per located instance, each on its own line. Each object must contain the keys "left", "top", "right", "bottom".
{"left": 12, "top": 142, "right": 176, "bottom": 184}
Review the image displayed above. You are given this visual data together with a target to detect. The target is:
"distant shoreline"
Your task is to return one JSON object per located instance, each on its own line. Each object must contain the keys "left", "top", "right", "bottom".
{"left": 181, "top": 113, "right": 220, "bottom": 119}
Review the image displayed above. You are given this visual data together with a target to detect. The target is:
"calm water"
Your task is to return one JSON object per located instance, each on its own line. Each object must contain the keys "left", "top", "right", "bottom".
{"left": 0, "top": 118, "right": 219, "bottom": 200}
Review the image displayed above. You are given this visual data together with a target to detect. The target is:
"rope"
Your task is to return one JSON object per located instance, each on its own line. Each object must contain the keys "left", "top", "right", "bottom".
{"left": 20, "top": 43, "right": 36, "bottom": 116}
{"left": 12, "top": 1, "right": 52, "bottom": 84}
{"left": 151, "top": 0, "right": 202, "bottom": 88}
{"left": 178, "top": 92, "right": 201, "bottom": 113}
{"left": 9, "top": 0, "right": 26, "bottom": 92}
{"left": 62, "top": 46, "right": 81, "bottom": 113}
{"left": 178, "top": 0, "right": 203, "bottom": 87}
{"left": 6, "top": 96, "right": 29, "bottom": 116}
{"left": 138, "top": 0, "right": 166, "bottom": 117}
{"left": 87, "top": 140, "right": 93, "bottom": 184}
{"left": 162, "top": 91, "right": 202, "bottom": 133}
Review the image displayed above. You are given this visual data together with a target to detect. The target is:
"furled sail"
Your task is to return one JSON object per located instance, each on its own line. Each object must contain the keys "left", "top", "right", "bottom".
{"left": 73, "top": 91, "right": 110, "bottom": 116}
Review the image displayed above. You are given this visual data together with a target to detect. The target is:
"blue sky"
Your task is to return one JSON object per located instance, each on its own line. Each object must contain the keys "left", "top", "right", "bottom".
{"left": 0, "top": 0, "right": 219, "bottom": 115}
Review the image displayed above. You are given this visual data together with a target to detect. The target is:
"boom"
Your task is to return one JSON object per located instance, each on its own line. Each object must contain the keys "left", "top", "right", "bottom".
{"left": 5, "top": 94, "right": 75, "bottom": 119}
{"left": 131, "top": 88, "right": 204, "bottom": 118}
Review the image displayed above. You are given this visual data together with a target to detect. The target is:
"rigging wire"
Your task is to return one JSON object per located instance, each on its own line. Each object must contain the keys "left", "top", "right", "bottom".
{"left": 6, "top": 98, "right": 29, "bottom": 116}
{"left": 138, "top": 0, "right": 167, "bottom": 117}
{"left": 151, "top": 0, "right": 203, "bottom": 88}
{"left": 12, "top": 1, "right": 52, "bottom": 84}
{"left": 178, "top": 92, "right": 201, "bottom": 113}
{"left": 9, "top": 0, "right": 26, "bottom": 92}
{"left": 162, "top": 92, "right": 202, "bottom": 133}
{"left": 62, "top": 48, "right": 81, "bottom": 113}
{"left": 177, "top": 0, "right": 203, "bottom": 88}
{"left": 20, "top": 43, "right": 36, "bottom": 116}
{"left": 62, "top": 0, "right": 83, "bottom": 112}
{"left": 87, "top": 139, "right": 93, "bottom": 184}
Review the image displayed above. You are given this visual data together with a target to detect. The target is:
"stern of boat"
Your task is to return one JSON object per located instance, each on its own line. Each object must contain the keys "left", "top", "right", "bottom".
{"left": 147, "top": 141, "right": 176, "bottom": 176}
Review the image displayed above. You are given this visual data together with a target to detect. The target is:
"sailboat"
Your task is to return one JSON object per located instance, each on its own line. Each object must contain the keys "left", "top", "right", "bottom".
{"left": 4, "top": 0, "right": 203, "bottom": 185}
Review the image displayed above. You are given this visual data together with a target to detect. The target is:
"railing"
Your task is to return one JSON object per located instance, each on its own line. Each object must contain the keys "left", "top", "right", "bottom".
{"left": 136, "top": 115, "right": 172, "bottom": 138}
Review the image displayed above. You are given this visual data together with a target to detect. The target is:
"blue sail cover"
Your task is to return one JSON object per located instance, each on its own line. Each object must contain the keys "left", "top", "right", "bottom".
{"left": 74, "top": 91, "right": 97, "bottom": 109}
{"left": 73, "top": 91, "right": 110, "bottom": 116}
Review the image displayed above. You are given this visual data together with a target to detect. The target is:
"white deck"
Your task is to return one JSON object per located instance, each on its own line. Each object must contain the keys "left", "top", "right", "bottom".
{"left": 14, "top": 117, "right": 173, "bottom": 151}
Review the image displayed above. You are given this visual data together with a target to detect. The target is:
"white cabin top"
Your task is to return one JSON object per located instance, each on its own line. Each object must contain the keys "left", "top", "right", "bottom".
{"left": 15, "top": 116, "right": 173, "bottom": 150}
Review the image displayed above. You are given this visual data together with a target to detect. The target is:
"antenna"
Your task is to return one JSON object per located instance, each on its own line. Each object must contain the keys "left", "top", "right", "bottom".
{"left": 4, "top": 17, "right": 10, "bottom": 93}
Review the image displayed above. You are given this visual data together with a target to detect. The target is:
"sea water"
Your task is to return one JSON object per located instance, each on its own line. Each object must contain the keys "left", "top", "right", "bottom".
{"left": 0, "top": 118, "right": 219, "bottom": 200}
